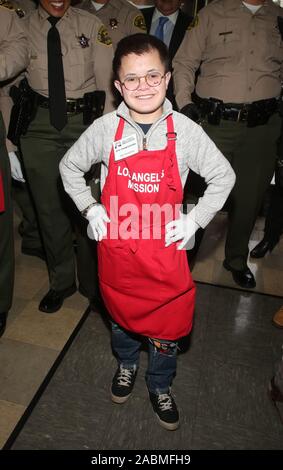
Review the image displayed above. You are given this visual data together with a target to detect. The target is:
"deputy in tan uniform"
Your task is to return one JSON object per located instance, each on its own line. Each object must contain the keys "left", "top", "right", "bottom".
{"left": 15, "top": 0, "right": 114, "bottom": 314}
{"left": 0, "top": 5, "right": 28, "bottom": 336}
{"left": 173, "top": 0, "right": 283, "bottom": 289}
{"left": 76, "top": 0, "right": 146, "bottom": 49}
{"left": 0, "top": 0, "right": 44, "bottom": 261}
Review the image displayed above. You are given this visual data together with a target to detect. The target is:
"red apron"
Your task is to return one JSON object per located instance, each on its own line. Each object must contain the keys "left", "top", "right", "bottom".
{"left": 98, "top": 115, "right": 196, "bottom": 340}
{"left": 0, "top": 171, "right": 5, "bottom": 213}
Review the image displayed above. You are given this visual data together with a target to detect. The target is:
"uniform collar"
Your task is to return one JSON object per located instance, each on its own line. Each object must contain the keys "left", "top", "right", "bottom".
{"left": 37, "top": 4, "right": 73, "bottom": 25}
{"left": 240, "top": 0, "right": 272, "bottom": 15}
{"left": 152, "top": 8, "right": 179, "bottom": 26}
{"left": 90, "top": 0, "right": 109, "bottom": 13}
{"left": 224, "top": 0, "right": 267, "bottom": 12}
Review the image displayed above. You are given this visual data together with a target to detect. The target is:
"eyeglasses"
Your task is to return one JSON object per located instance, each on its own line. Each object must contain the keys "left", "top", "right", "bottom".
{"left": 121, "top": 72, "right": 166, "bottom": 91}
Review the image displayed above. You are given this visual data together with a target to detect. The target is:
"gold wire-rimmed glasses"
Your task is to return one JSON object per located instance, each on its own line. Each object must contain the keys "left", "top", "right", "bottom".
{"left": 121, "top": 72, "right": 166, "bottom": 91}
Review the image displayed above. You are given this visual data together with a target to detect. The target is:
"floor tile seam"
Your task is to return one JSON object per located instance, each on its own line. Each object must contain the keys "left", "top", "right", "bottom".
{"left": 195, "top": 280, "right": 283, "bottom": 299}
{"left": 2, "top": 306, "right": 92, "bottom": 449}
{"left": 0, "top": 336, "right": 64, "bottom": 353}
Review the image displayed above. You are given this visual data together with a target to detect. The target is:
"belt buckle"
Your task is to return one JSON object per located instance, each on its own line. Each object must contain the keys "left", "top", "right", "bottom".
{"left": 66, "top": 99, "right": 79, "bottom": 115}
{"left": 237, "top": 105, "right": 248, "bottom": 122}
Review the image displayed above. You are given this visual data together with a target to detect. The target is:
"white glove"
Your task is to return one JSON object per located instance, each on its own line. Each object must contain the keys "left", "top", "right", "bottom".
{"left": 8, "top": 152, "right": 25, "bottom": 183}
{"left": 165, "top": 212, "right": 199, "bottom": 250}
{"left": 86, "top": 204, "right": 110, "bottom": 241}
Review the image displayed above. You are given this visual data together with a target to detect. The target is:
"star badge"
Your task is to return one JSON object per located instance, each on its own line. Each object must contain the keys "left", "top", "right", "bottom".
{"left": 109, "top": 18, "right": 118, "bottom": 29}
{"left": 77, "top": 34, "right": 90, "bottom": 48}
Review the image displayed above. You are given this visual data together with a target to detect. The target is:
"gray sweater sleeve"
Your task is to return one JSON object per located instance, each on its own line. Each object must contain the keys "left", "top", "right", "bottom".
{"left": 60, "top": 108, "right": 236, "bottom": 223}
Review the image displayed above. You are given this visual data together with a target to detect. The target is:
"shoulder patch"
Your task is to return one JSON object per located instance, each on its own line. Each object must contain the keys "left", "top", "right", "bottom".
{"left": 0, "top": 1, "right": 25, "bottom": 17}
{"left": 97, "top": 25, "right": 112, "bottom": 46}
{"left": 188, "top": 15, "right": 199, "bottom": 31}
{"left": 133, "top": 14, "right": 146, "bottom": 31}
{"left": 0, "top": 1, "right": 14, "bottom": 11}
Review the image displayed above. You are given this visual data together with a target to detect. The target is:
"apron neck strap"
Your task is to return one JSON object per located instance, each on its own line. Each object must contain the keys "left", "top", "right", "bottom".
{"left": 114, "top": 113, "right": 176, "bottom": 149}
{"left": 114, "top": 117, "right": 125, "bottom": 141}
{"left": 165, "top": 114, "right": 176, "bottom": 153}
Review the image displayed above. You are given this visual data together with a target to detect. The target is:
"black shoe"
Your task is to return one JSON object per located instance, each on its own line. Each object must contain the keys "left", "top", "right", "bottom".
{"left": 223, "top": 260, "right": 256, "bottom": 289}
{"left": 250, "top": 238, "right": 273, "bottom": 258}
{"left": 0, "top": 312, "right": 7, "bottom": 338}
{"left": 22, "top": 247, "right": 46, "bottom": 261}
{"left": 39, "top": 284, "right": 77, "bottom": 313}
{"left": 149, "top": 391, "right": 179, "bottom": 431}
{"left": 111, "top": 365, "right": 137, "bottom": 404}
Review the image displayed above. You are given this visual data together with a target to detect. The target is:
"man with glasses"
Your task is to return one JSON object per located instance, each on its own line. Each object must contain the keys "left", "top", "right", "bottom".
{"left": 60, "top": 34, "right": 235, "bottom": 429}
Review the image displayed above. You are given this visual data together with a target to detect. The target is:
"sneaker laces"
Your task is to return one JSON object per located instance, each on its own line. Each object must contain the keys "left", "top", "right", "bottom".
{"left": 157, "top": 393, "right": 173, "bottom": 411}
{"left": 117, "top": 367, "right": 135, "bottom": 387}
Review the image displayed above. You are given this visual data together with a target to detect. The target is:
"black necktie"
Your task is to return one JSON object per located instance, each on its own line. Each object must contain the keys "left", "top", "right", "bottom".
{"left": 47, "top": 16, "right": 67, "bottom": 131}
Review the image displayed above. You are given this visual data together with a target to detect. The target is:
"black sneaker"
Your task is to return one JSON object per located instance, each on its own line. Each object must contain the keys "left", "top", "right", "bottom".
{"left": 149, "top": 391, "right": 179, "bottom": 431}
{"left": 111, "top": 366, "right": 137, "bottom": 404}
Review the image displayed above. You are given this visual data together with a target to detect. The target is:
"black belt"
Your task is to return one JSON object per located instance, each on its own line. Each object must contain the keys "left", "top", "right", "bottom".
{"left": 195, "top": 95, "right": 278, "bottom": 124}
{"left": 36, "top": 93, "right": 84, "bottom": 114}
{"left": 221, "top": 100, "right": 278, "bottom": 122}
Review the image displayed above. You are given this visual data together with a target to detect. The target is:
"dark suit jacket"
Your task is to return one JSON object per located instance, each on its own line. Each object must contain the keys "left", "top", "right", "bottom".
{"left": 141, "top": 7, "right": 192, "bottom": 107}
{"left": 141, "top": 7, "right": 192, "bottom": 61}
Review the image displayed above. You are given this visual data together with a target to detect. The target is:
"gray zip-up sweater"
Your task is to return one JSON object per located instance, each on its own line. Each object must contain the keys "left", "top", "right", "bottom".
{"left": 60, "top": 99, "right": 235, "bottom": 228}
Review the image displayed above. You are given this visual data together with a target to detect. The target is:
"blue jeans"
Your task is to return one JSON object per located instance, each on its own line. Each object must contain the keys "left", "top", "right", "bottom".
{"left": 111, "top": 322, "right": 178, "bottom": 394}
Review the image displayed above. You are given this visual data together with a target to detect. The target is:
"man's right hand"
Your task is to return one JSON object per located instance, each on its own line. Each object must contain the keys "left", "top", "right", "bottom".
{"left": 180, "top": 103, "right": 201, "bottom": 123}
{"left": 8, "top": 152, "right": 25, "bottom": 182}
{"left": 86, "top": 203, "right": 110, "bottom": 241}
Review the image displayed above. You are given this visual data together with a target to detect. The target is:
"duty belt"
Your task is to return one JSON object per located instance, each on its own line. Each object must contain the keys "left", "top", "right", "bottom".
{"left": 195, "top": 95, "right": 278, "bottom": 126}
{"left": 36, "top": 93, "right": 84, "bottom": 114}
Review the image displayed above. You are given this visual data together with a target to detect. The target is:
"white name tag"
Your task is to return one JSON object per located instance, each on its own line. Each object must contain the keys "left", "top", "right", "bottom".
{"left": 113, "top": 134, "right": 139, "bottom": 161}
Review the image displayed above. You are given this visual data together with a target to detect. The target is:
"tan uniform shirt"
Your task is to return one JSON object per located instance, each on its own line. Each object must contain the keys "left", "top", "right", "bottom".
{"left": 0, "top": 6, "right": 28, "bottom": 82}
{"left": 173, "top": 0, "right": 283, "bottom": 107}
{"left": 22, "top": 5, "right": 115, "bottom": 112}
{"left": 77, "top": 0, "right": 146, "bottom": 49}
{"left": 0, "top": 1, "right": 36, "bottom": 152}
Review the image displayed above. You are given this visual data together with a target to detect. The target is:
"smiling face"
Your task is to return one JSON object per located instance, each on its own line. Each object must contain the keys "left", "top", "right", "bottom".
{"left": 40, "top": 0, "right": 71, "bottom": 17}
{"left": 114, "top": 49, "right": 171, "bottom": 124}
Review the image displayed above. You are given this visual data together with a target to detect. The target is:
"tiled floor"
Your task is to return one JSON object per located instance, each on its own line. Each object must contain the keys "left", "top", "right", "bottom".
{"left": 0, "top": 211, "right": 88, "bottom": 447}
{"left": 0, "top": 208, "right": 282, "bottom": 449}
{"left": 9, "top": 285, "right": 283, "bottom": 450}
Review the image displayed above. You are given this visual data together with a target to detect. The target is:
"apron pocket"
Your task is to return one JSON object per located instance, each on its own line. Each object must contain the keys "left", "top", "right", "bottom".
{"left": 156, "top": 243, "right": 193, "bottom": 302}
{"left": 97, "top": 240, "right": 131, "bottom": 290}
